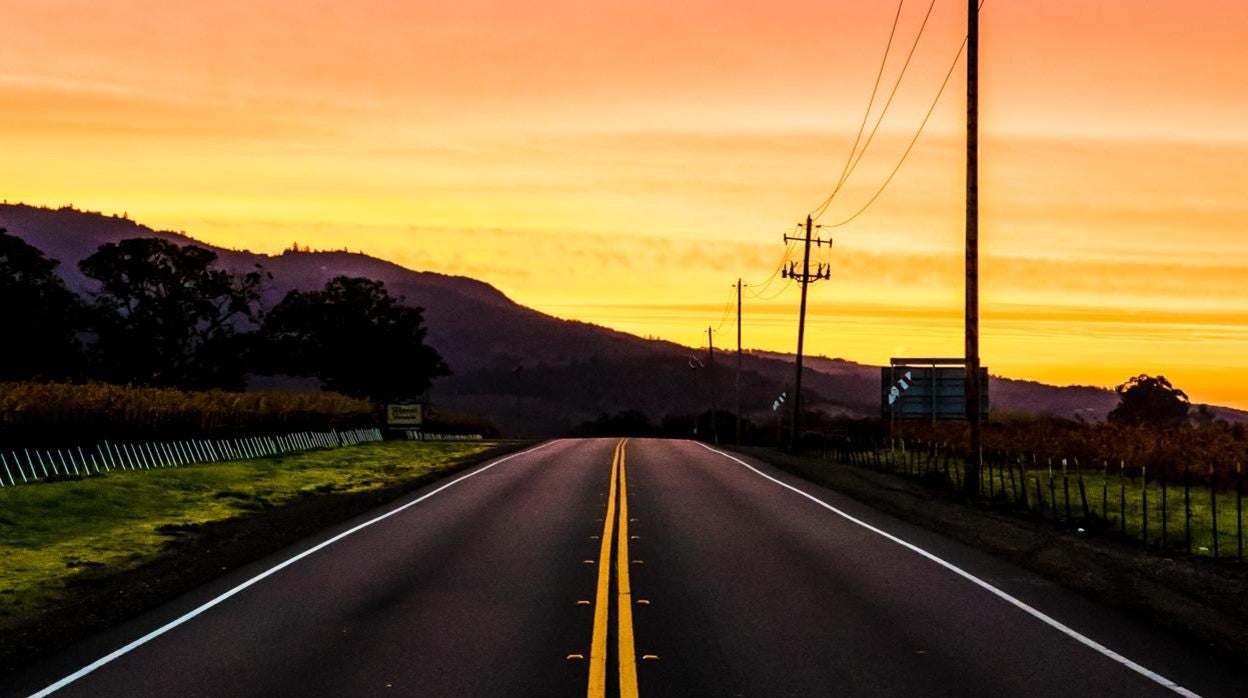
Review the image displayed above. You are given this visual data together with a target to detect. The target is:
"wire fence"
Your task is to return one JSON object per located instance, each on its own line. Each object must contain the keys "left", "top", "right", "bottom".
{"left": 0, "top": 427, "right": 383, "bottom": 488}
{"left": 822, "top": 438, "right": 1246, "bottom": 563}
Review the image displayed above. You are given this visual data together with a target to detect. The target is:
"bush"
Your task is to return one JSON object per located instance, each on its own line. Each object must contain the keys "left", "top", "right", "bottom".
{"left": 890, "top": 416, "right": 1246, "bottom": 486}
{"left": 0, "top": 382, "right": 378, "bottom": 448}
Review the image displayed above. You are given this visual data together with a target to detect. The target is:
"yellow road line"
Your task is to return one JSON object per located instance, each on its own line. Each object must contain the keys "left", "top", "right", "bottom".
{"left": 616, "top": 439, "right": 639, "bottom": 697}
{"left": 587, "top": 440, "right": 622, "bottom": 698}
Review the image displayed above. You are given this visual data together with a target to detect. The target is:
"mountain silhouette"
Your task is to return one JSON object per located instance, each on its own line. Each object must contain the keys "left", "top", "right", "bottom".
{"left": 4, "top": 203, "right": 1242, "bottom": 434}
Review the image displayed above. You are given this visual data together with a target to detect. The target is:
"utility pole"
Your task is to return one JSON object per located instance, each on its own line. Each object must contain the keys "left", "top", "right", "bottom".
{"left": 963, "top": 0, "right": 982, "bottom": 494}
{"left": 707, "top": 326, "right": 719, "bottom": 445}
{"left": 736, "top": 278, "right": 742, "bottom": 448}
{"left": 782, "top": 216, "right": 832, "bottom": 451}
{"left": 687, "top": 355, "right": 704, "bottom": 436}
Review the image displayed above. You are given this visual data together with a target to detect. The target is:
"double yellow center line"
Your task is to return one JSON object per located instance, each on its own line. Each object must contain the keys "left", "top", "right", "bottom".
{"left": 588, "top": 439, "right": 639, "bottom": 698}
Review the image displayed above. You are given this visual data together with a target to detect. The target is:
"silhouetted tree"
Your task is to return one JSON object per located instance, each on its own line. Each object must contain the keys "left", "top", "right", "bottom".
{"left": 1192, "top": 403, "right": 1217, "bottom": 429}
{"left": 260, "top": 276, "right": 448, "bottom": 402}
{"left": 0, "top": 228, "right": 83, "bottom": 380}
{"left": 1107, "top": 374, "right": 1190, "bottom": 427}
{"left": 79, "top": 238, "right": 265, "bottom": 389}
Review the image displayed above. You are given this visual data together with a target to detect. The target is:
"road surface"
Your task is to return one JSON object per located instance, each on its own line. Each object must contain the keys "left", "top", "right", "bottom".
{"left": 3, "top": 438, "right": 1244, "bottom": 697}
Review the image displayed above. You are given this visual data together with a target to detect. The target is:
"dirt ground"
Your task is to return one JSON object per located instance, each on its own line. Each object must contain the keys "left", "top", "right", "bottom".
{"left": 741, "top": 446, "right": 1248, "bottom": 664}
{"left": 0, "top": 441, "right": 530, "bottom": 678}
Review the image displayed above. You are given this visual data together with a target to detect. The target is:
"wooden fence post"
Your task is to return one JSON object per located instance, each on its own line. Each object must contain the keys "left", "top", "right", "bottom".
{"left": 1119, "top": 460, "right": 1127, "bottom": 536}
{"left": 1236, "top": 462, "right": 1243, "bottom": 562}
{"left": 1210, "top": 463, "right": 1219, "bottom": 559}
{"left": 1161, "top": 462, "right": 1168, "bottom": 549}
{"left": 1183, "top": 462, "right": 1192, "bottom": 554}
{"left": 1075, "top": 457, "right": 1089, "bottom": 519}
{"left": 1062, "top": 458, "right": 1071, "bottom": 521}
{"left": 1050, "top": 459, "right": 1059, "bottom": 522}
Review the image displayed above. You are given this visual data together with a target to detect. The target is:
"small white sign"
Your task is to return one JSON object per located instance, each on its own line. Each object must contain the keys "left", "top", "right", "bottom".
{"left": 386, "top": 403, "right": 424, "bottom": 427}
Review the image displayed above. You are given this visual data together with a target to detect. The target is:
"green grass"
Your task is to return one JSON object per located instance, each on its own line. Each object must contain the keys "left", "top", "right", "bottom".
{"left": 847, "top": 447, "right": 1247, "bottom": 560}
{"left": 992, "top": 465, "right": 1246, "bottom": 558}
{"left": 0, "top": 441, "right": 494, "bottom": 628}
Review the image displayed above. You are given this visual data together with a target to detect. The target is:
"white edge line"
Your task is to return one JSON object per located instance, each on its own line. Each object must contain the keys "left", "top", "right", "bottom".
{"left": 29, "top": 440, "right": 559, "bottom": 698}
{"left": 695, "top": 442, "right": 1201, "bottom": 698}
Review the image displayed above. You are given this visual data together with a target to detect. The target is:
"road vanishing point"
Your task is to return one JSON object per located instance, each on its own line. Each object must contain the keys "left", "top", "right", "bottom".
{"left": 4, "top": 439, "right": 1245, "bottom": 697}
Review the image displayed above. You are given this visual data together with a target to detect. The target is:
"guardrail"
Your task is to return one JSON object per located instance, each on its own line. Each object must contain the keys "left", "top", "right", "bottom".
{"left": 0, "top": 427, "right": 383, "bottom": 488}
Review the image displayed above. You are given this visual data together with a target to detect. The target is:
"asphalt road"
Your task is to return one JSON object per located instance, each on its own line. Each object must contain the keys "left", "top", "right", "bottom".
{"left": 4, "top": 438, "right": 1245, "bottom": 697}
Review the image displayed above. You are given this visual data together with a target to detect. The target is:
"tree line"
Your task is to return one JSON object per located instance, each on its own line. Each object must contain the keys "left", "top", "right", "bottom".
{"left": 0, "top": 229, "right": 448, "bottom": 403}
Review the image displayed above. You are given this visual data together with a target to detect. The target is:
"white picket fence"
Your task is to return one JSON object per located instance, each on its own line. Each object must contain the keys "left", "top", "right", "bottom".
{"left": 0, "top": 427, "right": 383, "bottom": 488}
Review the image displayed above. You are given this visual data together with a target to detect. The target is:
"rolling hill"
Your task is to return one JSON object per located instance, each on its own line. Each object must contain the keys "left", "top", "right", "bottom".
{"left": 5, "top": 203, "right": 1239, "bottom": 434}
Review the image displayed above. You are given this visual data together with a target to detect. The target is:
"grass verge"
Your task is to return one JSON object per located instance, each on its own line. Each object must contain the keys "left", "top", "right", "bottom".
{"left": 847, "top": 446, "right": 1246, "bottom": 559}
{"left": 0, "top": 439, "right": 528, "bottom": 675}
{"left": 985, "top": 463, "right": 1244, "bottom": 557}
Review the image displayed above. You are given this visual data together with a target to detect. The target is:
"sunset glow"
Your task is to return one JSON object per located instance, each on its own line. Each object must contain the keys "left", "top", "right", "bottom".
{"left": 4, "top": 1, "right": 1247, "bottom": 406}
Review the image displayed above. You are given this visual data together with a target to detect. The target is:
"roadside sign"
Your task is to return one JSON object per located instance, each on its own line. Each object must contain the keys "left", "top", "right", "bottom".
{"left": 881, "top": 359, "right": 988, "bottom": 422}
{"left": 772, "top": 391, "right": 787, "bottom": 412}
{"left": 386, "top": 403, "right": 424, "bottom": 427}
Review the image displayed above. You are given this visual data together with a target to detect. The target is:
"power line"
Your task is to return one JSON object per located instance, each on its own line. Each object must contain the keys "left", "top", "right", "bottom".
{"left": 710, "top": 283, "right": 736, "bottom": 334}
{"left": 811, "top": 0, "right": 937, "bottom": 221}
{"left": 822, "top": 28, "right": 973, "bottom": 229}
{"left": 815, "top": 0, "right": 937, "bottom": 221}
{"left": 742, "top": 237, "right": 798, "bottom": 299}
{"left": 821, "top": 0, "right": 987, "bottom": 229}
{"left": 745, "top": 275, "right": 792, "bottom": 301}
{"left": 808, "top": 0, "right": 906, "bottom": 220}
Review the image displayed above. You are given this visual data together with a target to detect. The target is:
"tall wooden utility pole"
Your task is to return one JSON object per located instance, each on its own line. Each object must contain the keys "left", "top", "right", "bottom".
{"left": 736, "top": 278, "right": 742, "bottom": 448}
{"left": 782, "top": 216, "right": 831, "bottom": 451}
{"left": 963, "top": 0, "right": 982, "bottom": 494}
{"left": 707, "top": 326, "right": 719, "bottom": 445}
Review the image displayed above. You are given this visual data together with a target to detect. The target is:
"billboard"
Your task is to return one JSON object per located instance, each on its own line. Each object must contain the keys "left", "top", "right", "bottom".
{"left": 386, "top": 403, "right": 424, "bottom": 427}
{"left": 881, "top": 359, "right": 988, "bottom": 421}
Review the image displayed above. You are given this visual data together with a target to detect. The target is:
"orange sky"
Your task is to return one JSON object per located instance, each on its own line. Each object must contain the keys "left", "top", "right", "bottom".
{"left": 4, "top": 1, "right": 1248, "bottom": 408}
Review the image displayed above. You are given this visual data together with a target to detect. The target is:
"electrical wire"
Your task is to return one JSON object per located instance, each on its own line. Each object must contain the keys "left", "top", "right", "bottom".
{"left": 747, "top": 275, "right": 792, "bottom": 301}
{"left": 710, "top": 283, "right": 736, "bottom": 334}
{"left": 815, "top": 0, "right": 936, "bottom": 221}
{"left": 820, "top": 0, "right": 987, "bottom": 229}
{"left": 811, "top": 0, "right": 936, "bottom": 221}
{"left": 743, "top": 238, "right": 798, "bottom": 299}
{"left": 742, "top": 2, "right": 987, "bottom": 313}
{"left": 807, "top": 0, "right": 904, "bottom": 220}
{"left": 822, "top": 27, "right": 972, "bottom": 229}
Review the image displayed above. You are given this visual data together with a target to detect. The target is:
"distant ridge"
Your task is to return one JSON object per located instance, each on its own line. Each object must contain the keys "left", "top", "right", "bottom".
{"left": 749, "top": 351, "right": 1134, "bottom": 423}
{"left": 0, "top": 204, "right": 685, "bottom": 375}
{"left": 5, "top": 203, "right": 1243, "bottom": 432}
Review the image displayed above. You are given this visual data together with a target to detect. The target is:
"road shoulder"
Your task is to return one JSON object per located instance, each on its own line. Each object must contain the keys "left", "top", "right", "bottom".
{"left": 735, "top": 446, "right": 1248, "bottom": 666}
{"left": 0, "top": 440, "right": 535, "bottom": 678}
